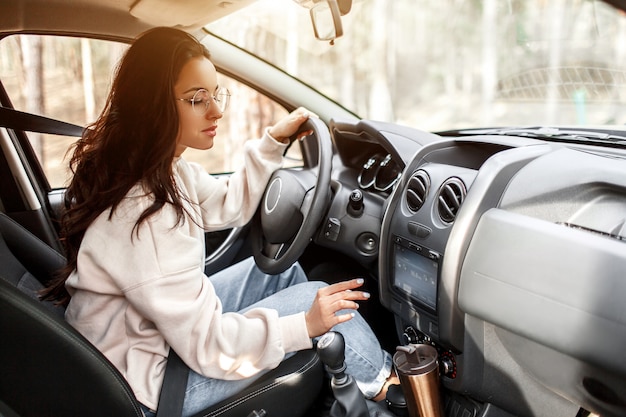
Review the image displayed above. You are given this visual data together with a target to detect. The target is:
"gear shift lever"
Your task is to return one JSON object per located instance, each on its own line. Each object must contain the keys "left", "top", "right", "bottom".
{"left": 317, "top": 332, "right": 369, "bottom": 417}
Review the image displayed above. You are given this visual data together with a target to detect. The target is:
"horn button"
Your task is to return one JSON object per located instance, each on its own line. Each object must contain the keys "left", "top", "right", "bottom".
{"left": 261, "top": 172, "right": 306, "bottom": 244}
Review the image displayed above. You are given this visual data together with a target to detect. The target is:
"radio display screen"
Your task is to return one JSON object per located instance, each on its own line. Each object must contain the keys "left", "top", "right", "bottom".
{"left": 391, "top": 240, "right": 439, "bottom": 312}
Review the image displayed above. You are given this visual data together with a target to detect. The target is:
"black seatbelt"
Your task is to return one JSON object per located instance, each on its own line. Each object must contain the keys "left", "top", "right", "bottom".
{"left": 0, "top": 106, "right": 84, "bottom": 137}
{"left": 156, "top": 349, "right": 189, "bottom": 417}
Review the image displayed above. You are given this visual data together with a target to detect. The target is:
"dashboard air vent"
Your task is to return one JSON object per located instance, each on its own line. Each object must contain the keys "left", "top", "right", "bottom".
{"left": 437, "top": 177, "right": 466, "bottom": 223}
{"left": 405, "top": 170, "right": 430, "bottom": 213}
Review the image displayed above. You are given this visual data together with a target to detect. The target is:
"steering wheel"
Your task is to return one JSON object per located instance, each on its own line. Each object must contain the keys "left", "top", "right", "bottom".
{"left": 252, "top": 117, "right": 333, "bottom": 274}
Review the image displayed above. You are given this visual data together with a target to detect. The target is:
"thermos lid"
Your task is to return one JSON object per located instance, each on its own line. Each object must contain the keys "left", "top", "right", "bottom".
{"left": 393, "top": 344, "right": 438, "bottom": 375}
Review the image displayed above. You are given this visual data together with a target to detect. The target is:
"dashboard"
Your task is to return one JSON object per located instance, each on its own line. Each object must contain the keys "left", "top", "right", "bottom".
{"left": 315, "top": 118, "right": 626, "bottom": 417}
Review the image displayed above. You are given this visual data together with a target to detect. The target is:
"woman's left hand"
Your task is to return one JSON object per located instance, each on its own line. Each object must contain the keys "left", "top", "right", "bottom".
{"left": 268, "top": 107, "right": 315, "bottom": 143}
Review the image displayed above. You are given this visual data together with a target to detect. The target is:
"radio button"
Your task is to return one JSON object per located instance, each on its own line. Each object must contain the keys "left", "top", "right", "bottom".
{"left": 408, "top": 221, "right": 431, "bottom": 238}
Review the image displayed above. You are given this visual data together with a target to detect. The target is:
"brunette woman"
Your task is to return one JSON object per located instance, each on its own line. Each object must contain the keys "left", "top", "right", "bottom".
{"left": 43, "top": 27, "right": 396, "bottom": 416}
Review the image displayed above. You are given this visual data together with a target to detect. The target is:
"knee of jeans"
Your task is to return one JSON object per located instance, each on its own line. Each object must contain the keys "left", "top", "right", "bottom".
{"left": 292, "top": 280, "right": 327, "bottom": 295}
{"left": 306, "top": 280, "right": 328, "bottom": 291}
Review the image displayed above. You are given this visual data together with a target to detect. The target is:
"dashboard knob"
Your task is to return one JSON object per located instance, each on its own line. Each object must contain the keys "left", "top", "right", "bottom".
{"left": 401, "top": 327, "right": 418, "bottom": 345}
{"left": 440, "top": 357, "right": 453, "bottom": 375}
{"left": 439, "top": 354, "right": 457, "bottom": 379}
{"left": 347, "top": 189, "right": 364, "bottom": 217}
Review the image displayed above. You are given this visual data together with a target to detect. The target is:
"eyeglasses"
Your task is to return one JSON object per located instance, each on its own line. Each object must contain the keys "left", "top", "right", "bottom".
{"left": 178, "top": 87, "right": 231, "bottom": 115}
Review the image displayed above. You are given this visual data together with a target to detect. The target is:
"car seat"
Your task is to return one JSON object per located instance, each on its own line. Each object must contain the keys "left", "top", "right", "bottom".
{"left": 0, "top": 212, "right": 323, "bottom": 417}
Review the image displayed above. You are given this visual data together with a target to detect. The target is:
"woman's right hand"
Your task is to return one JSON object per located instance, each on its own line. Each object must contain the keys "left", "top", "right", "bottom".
{"left": 305, "top": 278, "right": 370, "bottom": 338}
{"left": 268, "top": 107, "right": 314, "bottom": 143}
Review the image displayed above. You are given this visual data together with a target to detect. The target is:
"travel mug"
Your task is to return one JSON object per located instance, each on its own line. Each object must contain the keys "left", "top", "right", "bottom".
{"left": 392, "top": 344, "right": 443, "bottom": 417}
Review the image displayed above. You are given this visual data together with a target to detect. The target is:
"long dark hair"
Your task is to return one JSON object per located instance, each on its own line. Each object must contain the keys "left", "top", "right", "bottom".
{"left": 41, "top": 27, "right": 211, "bottom": 305}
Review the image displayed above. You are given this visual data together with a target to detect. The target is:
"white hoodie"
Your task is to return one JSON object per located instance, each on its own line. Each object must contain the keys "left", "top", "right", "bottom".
{"left": 65, "top": 133, "right": 312, "bottom": 410}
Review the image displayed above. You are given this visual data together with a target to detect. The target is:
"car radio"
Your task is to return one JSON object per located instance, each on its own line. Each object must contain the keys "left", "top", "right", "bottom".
{"left": 390, "top": 236, "right": 441, "bottom": 315}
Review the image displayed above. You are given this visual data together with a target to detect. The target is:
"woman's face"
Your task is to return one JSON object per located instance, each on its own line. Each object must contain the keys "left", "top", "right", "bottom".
{"left": 174, "top": 56, "right": 223, "bottom": 156}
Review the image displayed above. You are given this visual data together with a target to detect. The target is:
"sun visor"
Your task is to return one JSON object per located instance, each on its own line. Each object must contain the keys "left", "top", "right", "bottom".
{"left": 130, "top": 0, "right": 256, "bottom": 28}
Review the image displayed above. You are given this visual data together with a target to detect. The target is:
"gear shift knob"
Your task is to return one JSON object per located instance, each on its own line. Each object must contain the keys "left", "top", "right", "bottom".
{"left": 316, "top": 332, "right": 370, "bottom": 417}
{"left": 317, "top": 331, "right": 346, "bottom": 375}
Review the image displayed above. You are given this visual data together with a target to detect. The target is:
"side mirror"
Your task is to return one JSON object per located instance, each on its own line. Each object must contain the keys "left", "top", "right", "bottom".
{"left": 293, "top": 0, "right": 352, "bottom": 42}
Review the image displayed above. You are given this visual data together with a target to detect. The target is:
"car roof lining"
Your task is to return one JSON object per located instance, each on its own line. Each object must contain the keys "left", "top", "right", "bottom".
{"left": 0, "top": 0, "right": 259, "bottom": 38}
{"left": 130, "top": 0, "right": 257, "bottom": 28}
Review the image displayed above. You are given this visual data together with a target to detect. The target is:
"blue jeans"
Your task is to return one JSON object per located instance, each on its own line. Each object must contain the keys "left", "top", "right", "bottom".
{"left": 144, "top": 257, "right": 393, "bottom": 417}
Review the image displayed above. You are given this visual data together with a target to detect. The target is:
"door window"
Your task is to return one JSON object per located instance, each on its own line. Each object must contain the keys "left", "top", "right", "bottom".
{"left": 0, "top": 34, "right": 301, "bottom": 189}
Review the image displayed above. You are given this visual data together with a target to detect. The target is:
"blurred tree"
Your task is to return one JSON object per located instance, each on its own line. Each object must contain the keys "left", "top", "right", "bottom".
{"left": 368, "top": 0, "right": 394, "bottom": 121}
{"left": 19, "top": 36, "right": 44, "bottom": 157}
{"left": 482, "top": 0, "right": 498, "bottom": 125}
{"left": 81, "top": 39, "right": 96, "bottom": 122}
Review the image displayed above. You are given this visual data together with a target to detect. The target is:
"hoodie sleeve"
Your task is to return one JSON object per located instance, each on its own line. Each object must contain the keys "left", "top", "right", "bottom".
{"left": 85, "top": 200, "right": 312, "bottom": 380}
{"left": 182, "top": 131, "right": 288, "bottom": 231}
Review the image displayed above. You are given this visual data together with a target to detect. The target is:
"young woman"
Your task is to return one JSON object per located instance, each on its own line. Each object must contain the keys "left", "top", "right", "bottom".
{"left": 42, "top": 27, "right": 396, "bottom": 416}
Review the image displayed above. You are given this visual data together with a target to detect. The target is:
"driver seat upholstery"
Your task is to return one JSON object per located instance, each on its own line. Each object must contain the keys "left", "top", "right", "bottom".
{"left": 0, "top": 212, "right": 323, "bottom": 417}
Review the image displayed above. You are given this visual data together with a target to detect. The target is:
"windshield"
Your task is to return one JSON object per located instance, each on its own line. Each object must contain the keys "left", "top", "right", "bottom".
{"left": 206, "top": 0, "right": 626, "bottom": 132}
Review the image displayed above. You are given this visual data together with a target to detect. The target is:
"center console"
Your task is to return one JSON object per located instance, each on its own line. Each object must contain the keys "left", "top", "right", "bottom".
{"left": 378, "top": 141, "right": 508, "bottom": 375}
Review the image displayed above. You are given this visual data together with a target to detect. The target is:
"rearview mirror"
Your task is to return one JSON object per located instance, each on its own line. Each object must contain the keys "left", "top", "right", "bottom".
{"left": 293, "top": 0, "right": 351, "bottom": 42}
{"left": 310, "top": 0, "right": 342, "bottom": 41}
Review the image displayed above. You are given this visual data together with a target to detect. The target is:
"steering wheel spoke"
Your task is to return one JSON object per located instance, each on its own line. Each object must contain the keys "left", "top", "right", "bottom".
{"left": 260, "top": 241, "right": 287, "bottom": 260}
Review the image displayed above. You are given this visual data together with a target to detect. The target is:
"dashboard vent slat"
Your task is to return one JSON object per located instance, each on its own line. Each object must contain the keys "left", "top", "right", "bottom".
{"left": 405, "top": 170, "right": 430, "bottom": 213}
{"left": 437, "top": 177, "right": 466, "bottom": 223}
